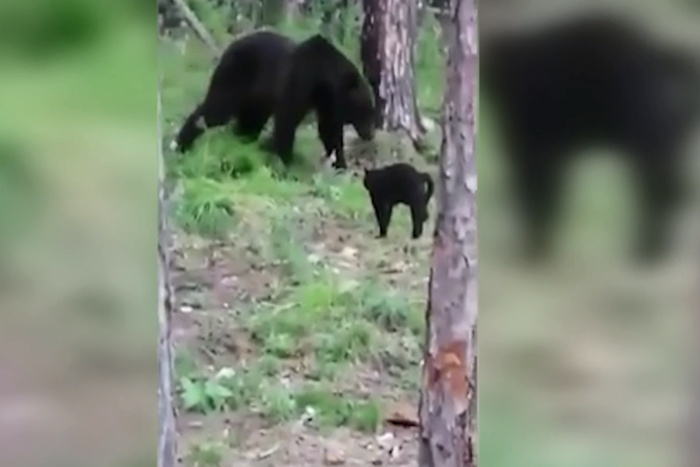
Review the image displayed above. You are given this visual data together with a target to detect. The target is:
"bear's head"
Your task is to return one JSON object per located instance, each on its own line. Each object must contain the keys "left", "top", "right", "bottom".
{"left": 343, "top": 73, "right": 376, "bottom": 141}
{"left": 174, "top": 112, "right": 208, "bottom": 153}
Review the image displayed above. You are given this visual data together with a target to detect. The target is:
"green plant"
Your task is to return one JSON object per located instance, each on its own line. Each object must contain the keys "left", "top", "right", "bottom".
{"left": 357, "top": 279, "right": 421, "bottom": 333}
{"left": 294, "top": 384, "right": 381, "bottom": 433}
{"left": 179, "top": 376, "right": 234, "bottom": 413}
{"left": 257, "top": 381, "right": 298, "bottom": 422}
{"left": 186, "top": 439, "right": 225, "bottom": 467}
{"left": 173, "top": 177, "right": 235, "bottom": 238}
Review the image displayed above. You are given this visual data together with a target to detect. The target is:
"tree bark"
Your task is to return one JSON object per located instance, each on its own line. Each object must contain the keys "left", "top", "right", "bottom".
{"left": 157, "top": 77, "right": 178, "bottom": 467}
{"left": 418, "top": 0, "right": 478, "bottom": 465}
{"left": 361, "top": 0, "right": 425, "bottom": 143}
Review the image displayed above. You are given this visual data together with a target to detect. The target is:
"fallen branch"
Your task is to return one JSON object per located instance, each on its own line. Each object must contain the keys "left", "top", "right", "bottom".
{"left": 171, "top": 0, "right": 221, "bottom": 56}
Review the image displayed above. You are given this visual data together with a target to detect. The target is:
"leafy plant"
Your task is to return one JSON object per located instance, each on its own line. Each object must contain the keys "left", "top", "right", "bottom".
{"left": 173, "top": 177, "right": 235, "bottom": 238}
{"left": 179, "top": 376, "right": 234, "bottom": 413}
{"left": 186, "top": 439, "right": 225, "bottom": 467}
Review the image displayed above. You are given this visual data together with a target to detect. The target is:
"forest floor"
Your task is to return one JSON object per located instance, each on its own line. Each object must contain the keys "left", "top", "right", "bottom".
{"left": 160, "top": 25, "right": 444, "bottom": 466}
{"left": 161, "top": 17, "right": 699, "bottom": 467}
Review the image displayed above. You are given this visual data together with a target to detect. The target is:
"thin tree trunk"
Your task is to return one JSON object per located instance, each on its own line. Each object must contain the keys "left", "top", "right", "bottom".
{"left": 171, "top": 0, "right": 220, "bottom": 55}
{"left": 361, "top": 0, "right": 425, "bottom": 143}
{"left": 157, "top": 77, "right": 178, "bottom": 467}
{"left": 418, "top": 0, "right": 478, "bottom": 465}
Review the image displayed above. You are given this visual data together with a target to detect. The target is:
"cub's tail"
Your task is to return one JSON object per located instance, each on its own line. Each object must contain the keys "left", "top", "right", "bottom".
{"left": 422, "top": 172, "right": 434, "bottom": 203}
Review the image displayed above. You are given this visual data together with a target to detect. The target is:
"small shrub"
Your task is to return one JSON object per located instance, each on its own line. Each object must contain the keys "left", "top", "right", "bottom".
{"left": 173, "top": 177, "right": 235, "bottom": 238}
{"left": 186, "top": 439, "right": 225, "bottom": 467}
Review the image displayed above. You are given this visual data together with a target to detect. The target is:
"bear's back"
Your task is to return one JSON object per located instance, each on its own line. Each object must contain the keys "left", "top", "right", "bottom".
{"left": 291, "top": 34, "right": 355, "bottom": 76}
{"left": 210, "top": 29, "right": 296, "bottom": 90}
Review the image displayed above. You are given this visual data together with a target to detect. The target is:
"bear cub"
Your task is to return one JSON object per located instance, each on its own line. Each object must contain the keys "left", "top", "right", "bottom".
{"left": 363, "top": 163, "right": 434, "bottom": 239}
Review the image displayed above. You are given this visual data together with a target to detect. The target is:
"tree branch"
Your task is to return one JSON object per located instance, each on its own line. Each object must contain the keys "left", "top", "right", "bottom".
{"left": 171, "top": 0, "right": 221, "bottom": 56}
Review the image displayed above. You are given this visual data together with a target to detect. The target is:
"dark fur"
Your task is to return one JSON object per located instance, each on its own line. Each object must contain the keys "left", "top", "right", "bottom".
{"left": 481, "top": 14, "right": 700, "bottom": 262}
{"left": 173, "top": 32, "right": 375, "bottom": 170}
{"left": 271, "top": 34, "right": 376, "bottom": 169}
{"left": 363, "top": 163, "right": 434, "bottom": 239}
{"left": 174, "top": 30, "right": 296, "bottom": 152}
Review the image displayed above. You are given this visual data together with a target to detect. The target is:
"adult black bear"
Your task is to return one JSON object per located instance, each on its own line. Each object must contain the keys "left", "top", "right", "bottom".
{"left": 172, "top": 30, "right": 296, "bottom": 153}
{"left": 481, "top": 14, "right": 700, "bottom": 262}
{"left": 363, "top": 163, "right": 434, "bottom": 239}
{"left": 271, "top": 34, "right": 376, "bottom": 170}
{"left": 173, "top": 31, "right": 375, "bottom": 171}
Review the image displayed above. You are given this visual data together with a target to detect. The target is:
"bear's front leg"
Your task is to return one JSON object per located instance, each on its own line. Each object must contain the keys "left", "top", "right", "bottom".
{"left": 328, "top": 121, "right": 346, "bottom": 170}
{"left": 332, "top": 141, "right": 347, "bottom": 170}
{"left": 317, "top": 107, "right": 347, "bottom": 170}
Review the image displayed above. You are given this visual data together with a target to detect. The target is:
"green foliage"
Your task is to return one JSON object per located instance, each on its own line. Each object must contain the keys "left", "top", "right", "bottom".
{"left": 295, "top": 384, "right": 381, "bottom": 432}
{"left": 173, "top": 177, "right": 236, "bottom": 238}
{"left": 0, "top": 138, "right": 42, "bottom": 249}
{"left": 186, "top": 440, "right": 226, "bottom": 467}
{"left": 175, "top": 362, "right": 381, "bottom": 433}
{"left": 161, "top": 0, "right": 446, "bottom": 439}
{"left": 357, "top": 278, "right": 424, "bottom": 335}
{"left": 179, "top": 375, "right": 234, "bottom": 413}
{"left": 0, "top": 0, "right": 112, "bottom": 59}
{"left": 174, "top": 348, "right": 198, "bottom": 378}
{"left": 415, "top": 13, "right": 446, "bottom": 116}
{"left": 173, "top": 131, "right": 267, "bottom": 180}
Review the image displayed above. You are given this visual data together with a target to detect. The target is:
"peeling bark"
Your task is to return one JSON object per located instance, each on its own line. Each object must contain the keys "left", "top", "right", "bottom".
{"left": 418, "top": 0, "right": 478, "bottom": 465}
{"left": 361, "top": 0, "right": 425, "bottom": 144}
{"left": 157, "top": 77, "right": 178, "bottom": 467}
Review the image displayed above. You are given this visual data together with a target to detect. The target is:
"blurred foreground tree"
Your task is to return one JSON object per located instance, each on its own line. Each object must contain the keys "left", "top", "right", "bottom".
{"left": 418, "top": 0, "right": 478, "bottom": 465}
{"left": 361, "top": 0, "right": 425, "bottom": 145}
{"left": 157, "top": 79, "right": 178, "bottom": 467}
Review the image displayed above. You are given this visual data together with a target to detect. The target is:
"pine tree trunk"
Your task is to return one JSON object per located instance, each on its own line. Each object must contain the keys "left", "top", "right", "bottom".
{"left": 418, "top": 0, "right": 478, "bottom": 465}
{"left": 361, "top": 0, "right": 424, "bottom": 143}
{"left": 157, "top": 78, "right": 178, "bottom": 467}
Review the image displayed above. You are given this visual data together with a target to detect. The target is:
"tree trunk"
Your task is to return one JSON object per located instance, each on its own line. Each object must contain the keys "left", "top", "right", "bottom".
{"left": 418, "top": 0, "right": 478, "bottom": 465}
{"left": 157, "top": 78, "right": 178, "bottom": 467}
{"left": 361, "top": 0, "right": 424, "bottom": 143}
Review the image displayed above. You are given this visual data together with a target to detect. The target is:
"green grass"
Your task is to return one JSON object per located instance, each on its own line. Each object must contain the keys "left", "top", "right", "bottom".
{"left": 161, "top": 7, "right": 444, "bottom": 439}
{"left": 163, "top": 5, "right": 693, "bottom": 466}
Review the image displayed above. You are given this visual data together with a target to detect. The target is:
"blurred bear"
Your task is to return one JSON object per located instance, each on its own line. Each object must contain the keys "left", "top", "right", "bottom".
{"left": 481, "top": 14, "right": 700, "bottom": 262}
